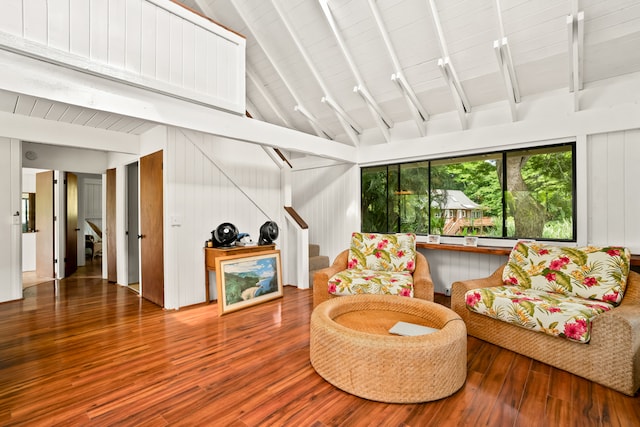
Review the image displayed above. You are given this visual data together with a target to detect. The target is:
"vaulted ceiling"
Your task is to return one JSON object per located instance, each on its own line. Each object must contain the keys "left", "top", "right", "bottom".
{"left": 1, "top": 0, "right": 638, "bottom": 153}
{"left": 180, "top": 0, "right": 640, "bottom": 146}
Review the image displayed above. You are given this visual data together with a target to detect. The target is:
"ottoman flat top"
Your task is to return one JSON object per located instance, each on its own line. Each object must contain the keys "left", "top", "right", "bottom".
{"left": 335, "top": 309, "right": 433, "bottom": 335}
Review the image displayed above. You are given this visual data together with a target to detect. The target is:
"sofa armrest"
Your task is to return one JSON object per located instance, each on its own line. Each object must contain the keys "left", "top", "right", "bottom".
{"left": 312, "top": 249, "right": 349, "bottom": 307}
{"left": 413, "top": 252, "right": 434, "bottom": 301}
{"left": 451, "top": 265, "right": 505, "bottom": 314}
{"left": 600, "top": 303, "right": 640, "bottom": 331}
{"left": 592, "top": 302, "right": 640, "bottom": 389}
{"left": 620, "top": 271, "right": 640, "bottom": 306}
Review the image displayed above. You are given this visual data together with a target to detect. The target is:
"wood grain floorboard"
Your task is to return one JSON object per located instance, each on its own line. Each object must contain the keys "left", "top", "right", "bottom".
{"left": 0, "top": 272, "right": 638, "bottom": 426}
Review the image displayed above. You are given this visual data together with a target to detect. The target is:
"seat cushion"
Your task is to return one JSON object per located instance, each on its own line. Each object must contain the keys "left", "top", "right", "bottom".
{"left": 464, "top": 285, "right": 615, "bottom": 343}
{"left": 503, "top": 242, "right": 630, "bottom": 305}
{"left": 328, "top": 269, "right": 414, "bottom": 297}
{"left": 348, "top": 232, "right": 417, "bottom": 272}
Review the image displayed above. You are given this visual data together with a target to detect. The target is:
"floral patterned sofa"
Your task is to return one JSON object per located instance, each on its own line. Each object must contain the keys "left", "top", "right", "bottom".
{"left": 452, "top": 241, "right": 640, "bottom": 396}
{"left": 313, "top": 232, "right": 434, "bottom": 307}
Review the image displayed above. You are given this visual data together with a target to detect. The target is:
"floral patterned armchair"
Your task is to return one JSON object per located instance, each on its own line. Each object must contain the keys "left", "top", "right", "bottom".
{"left": 313, "top": 232, "right": 434, "bottom": 307}
{"left": 451, "top": 241, "right": 640, "bottom": 396}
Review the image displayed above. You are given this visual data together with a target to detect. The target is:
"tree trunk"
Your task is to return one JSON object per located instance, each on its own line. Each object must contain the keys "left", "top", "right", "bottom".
{"left": 499, "top": 156, "right": 546, "bottom": 237}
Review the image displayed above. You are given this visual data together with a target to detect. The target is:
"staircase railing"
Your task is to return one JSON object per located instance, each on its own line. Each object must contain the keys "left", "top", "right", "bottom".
{"left": 284, "top": 206, "right": 309, "bottom": 289}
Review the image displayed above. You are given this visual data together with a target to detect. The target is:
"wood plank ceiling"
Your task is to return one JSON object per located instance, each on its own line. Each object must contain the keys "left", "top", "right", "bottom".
{"left": 182, "top": 0, "right": 640, "bottom": 146}
{"left": 1, "top": 0, "right": 639, "bottom": 148}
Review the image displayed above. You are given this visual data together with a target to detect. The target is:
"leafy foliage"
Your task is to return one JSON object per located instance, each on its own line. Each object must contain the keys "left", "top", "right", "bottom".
{"left": 361, "top": 144, "right": 574, "bottom": 240}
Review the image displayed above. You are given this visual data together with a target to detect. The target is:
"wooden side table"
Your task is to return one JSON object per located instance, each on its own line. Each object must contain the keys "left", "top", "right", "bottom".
{"left": 204, "top": 244, "right": 276, "bottom": 302}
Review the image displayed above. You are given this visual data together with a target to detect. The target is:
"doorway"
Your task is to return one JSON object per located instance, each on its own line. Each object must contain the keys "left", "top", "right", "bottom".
{"left": 126, "top": 161, "right": 140, "bottom": 293}
{"left": 22, "top": 168, "right": 104, "bottom": 289}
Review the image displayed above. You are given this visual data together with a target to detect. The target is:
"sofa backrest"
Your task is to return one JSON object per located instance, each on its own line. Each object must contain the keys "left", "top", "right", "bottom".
{"left": 348, "top": 232, "right": 417, "bottom": 272}
{"left": 503, "top": 241, "right": 631, "bottom": 305}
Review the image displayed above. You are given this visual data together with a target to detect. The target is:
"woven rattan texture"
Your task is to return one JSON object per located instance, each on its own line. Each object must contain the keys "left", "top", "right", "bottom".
{"left": 451, "top": 267, "right": 640, "bottom": 396}
{"left": 310, "top": 295, "right": 467, "bottom": 403}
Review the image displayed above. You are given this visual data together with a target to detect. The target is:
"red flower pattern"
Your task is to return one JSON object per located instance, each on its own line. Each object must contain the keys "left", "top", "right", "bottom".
{"left": 602, "top": 291, "right": 619, "bottom": 303}
{"left": 563, "top": 318, "right": 587, "bottom": 340}
{"left": 582, "top": 277, "right": 597, "bottom": 287}
{"left": 466, "top": 292, "right": 481, "bottom": 307}
{"left": 549, "top": 256, "right": 570, "bottom": 270}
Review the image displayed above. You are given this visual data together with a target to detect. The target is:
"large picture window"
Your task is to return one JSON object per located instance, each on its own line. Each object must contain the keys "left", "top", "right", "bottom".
{"left": 361, "top": 143, "right": 575, "bottom": 241}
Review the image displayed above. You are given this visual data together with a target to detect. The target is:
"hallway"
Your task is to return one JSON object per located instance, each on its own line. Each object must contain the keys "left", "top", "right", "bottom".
{"left": 22, "top": 258, "right": 102, "bottom": 289}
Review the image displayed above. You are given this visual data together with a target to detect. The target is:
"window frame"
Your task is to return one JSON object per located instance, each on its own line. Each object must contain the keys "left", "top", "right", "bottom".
{"left": 360, "top": 141, "right": 576, "bottom": 243}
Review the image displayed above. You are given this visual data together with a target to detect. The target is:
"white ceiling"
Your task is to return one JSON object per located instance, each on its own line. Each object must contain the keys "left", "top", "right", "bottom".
{"left": 181, "top": 0, "right": 640, "bottom": 145}
{"left": 1, "top": 0, "right": 639, "bottom": 149}
{"left": 0, "top": 90, "right": 157, "bottom": 135}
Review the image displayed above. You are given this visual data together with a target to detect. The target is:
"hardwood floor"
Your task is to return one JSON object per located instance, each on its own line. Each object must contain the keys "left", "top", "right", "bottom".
{"left": 0, "top": 276, "right": 638, "bottom": 426}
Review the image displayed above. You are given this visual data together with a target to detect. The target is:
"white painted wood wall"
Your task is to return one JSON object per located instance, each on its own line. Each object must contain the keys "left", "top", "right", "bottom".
{"left": 587, "top": 130, "right": 640, "bottom": 252}
{"left": 0, "top": 138, "right": 23, "bottom": 303}
{"left": 292, "top": 130, "right": 640, "bottom": 295}
{"left": 291, "top": 163, "right": 361, "bottom": 266}
{"left": 0, "top": 0, "right": 245, "bottom": 114}
{"left": 163, "top": 128, "right": 284, "bottom": 308}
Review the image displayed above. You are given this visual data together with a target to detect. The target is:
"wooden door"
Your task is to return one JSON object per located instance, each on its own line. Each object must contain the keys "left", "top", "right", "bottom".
{"left": 106, "top": 168, "right": 117, "bottom": 282}
{"left": 35, "top": 171, "right": 54, "bottom": 279}
{"left": 139, "top": 150, "right": 164, "bottom": 307}
{"left": 65, "top": 172, "right": 78, "bottom": 277}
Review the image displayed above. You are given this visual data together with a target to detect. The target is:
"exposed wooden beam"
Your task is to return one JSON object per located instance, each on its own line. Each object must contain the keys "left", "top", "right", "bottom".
{"left": 321, "top": 96, "right": 363, "bottom": 135}
{"left": 0, "top": 49, "right": 357, "bottom": 162}
{"left": 246, "top": 66, "right": 292, "bottom": 128}
{"left": 494, "top": 38, "right": 517, "bottom": 121}
{"left": 391, "top": 73, "right": 428, "bottom": 135}
{"left": 354, "top": 85, "right": 391, "bottom": 141}
{"left": 319, "top": 0, "right": 393, "bottom": 142}
{"left": 368, "top": 0, "right": 428, "bottom": 136}
{"left": 427, "top": 0, "right": 470, "bottom": 128}
{"left": 200, "top": 0, "right": 329, "bottom": 139}
{"left": 567, "top": 11, "right": 584, "bottom": 112}
{"left": 294, "top": 105, "right": 334, "bottom": 140}
{"left": 438, "top": 58, "right": 467, "bottom": 129}
{"left": 271, "top": 0, "right": 360, "bottom": 146}
{"left": 493, "top": 0, "right": 521, "bottom": 110}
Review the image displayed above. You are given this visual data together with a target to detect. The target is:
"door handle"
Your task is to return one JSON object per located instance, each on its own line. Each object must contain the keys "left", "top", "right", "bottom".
{"left": 138, "top": 234, "right": 144, "bottom": 239}
{"left": 75, "top": 228, "right": 81, "bottom": 231}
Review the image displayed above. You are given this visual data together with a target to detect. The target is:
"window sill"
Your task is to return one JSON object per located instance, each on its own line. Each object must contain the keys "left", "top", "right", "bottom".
{"left": 417, "top": 242, "right": 511, "bottom": 256}
{"left": 417, "top": 242, "right": 640, "bottom": 266}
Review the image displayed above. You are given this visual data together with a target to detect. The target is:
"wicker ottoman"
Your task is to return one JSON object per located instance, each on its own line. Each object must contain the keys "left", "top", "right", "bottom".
{"left": 310, "top": 294, "right": 467, "bottom": 403}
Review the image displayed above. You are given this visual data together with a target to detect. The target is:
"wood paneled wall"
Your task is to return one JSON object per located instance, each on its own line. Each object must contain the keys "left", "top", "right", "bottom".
{"left": 0, "top": 0, "right": 245, "bottom": 113}
{"left": 587, "top": 130, "right": 640, "bottom": 252}
{"left": 291, "top": 163, "right": 360, "bottom": 264}
{"left": 164, "top": 128, "right": 282, "bottom": 308}
{"left": 0, "top": 138, "right": 22, "bottom": 302}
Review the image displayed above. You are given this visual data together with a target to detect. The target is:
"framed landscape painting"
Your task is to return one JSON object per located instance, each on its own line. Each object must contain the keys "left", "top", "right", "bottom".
{"left": 215, "top": 250, "right": 283, "bottom": 315}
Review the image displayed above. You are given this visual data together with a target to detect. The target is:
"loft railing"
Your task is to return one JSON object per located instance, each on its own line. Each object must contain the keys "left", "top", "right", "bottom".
{"left": 0, "top": 0, "right": 246, "bottom": 114}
